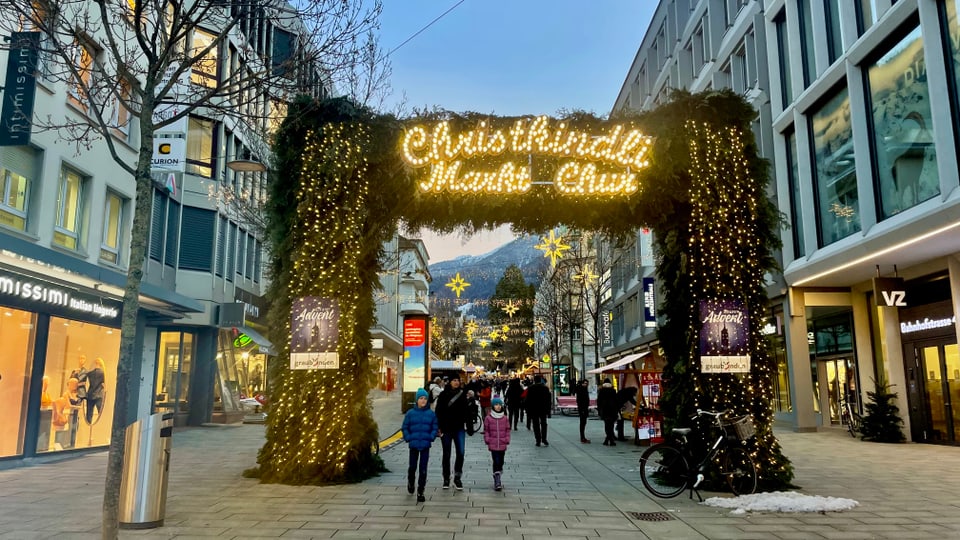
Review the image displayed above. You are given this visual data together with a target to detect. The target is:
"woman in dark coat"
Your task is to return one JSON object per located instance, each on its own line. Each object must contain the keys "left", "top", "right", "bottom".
{"left": 505, "top": 378, "right": 524, "bottom": 431}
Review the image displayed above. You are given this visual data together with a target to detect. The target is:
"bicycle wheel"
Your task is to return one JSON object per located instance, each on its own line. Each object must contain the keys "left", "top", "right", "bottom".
{"left": 639, "top": 443, "right": 690, "bottom": 498}
{"left": 845, "top": 414, "right": 857, "bottom": 437}
{"left": 472, "top": 412, "right": 483, "bottom": 434}
{"left": 721, "top": 446, "right": 757, "bottom": 495}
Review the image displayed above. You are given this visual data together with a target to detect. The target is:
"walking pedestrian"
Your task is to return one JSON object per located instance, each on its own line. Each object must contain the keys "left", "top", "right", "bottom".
{"left": 525, "top": 376, "right": 552, "bottom": 446}
{"left": 401, "top": 389, "right": 438, "bottom": 503}
{"left": 575, "top": 379, "right": 592, "bottom": 443}
{"left": 428, "top": 376, "right": 444, "bottom": 410}
{"left": 435, "top": 376, "right": 469, "bottom": 490}
{"left": 505, "top": 377, "right": 523, "bottom": 430}
{"left": 597, "top": 378, "right": 619, "bottom": 446}
{"left": 483, "top": 397, "right": 511, "bottom": 491}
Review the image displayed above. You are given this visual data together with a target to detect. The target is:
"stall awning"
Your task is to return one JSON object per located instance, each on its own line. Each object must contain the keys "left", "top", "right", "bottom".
{"left": 587, "top": 351, "right": 650, "bottom": 374}
{"left": 235, "top": 326, "right": 276, "bottom": 355}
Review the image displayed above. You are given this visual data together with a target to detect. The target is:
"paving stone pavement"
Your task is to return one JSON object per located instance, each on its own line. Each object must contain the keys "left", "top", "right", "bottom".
{"left": 2, "top": 392, "right": 960, "bottom": 539}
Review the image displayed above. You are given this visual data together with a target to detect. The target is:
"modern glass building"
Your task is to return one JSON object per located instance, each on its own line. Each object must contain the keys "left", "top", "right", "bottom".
{"left": 613, "top": 0, "right": 960, "bottom": 442}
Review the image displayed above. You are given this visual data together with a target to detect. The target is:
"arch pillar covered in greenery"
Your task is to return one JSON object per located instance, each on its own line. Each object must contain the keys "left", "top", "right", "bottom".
{"left": 253, "top": 91, "right": 793, "bottom": 489}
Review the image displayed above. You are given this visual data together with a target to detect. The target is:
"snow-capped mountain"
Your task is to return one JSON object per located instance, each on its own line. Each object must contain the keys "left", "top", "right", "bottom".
{"left": 428, "top": 235, "right": 546, "bottom": 316}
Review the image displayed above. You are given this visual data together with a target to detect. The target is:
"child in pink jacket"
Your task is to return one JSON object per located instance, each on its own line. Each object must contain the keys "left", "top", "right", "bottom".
{"left": 483, "top": 396, "right": 511, "bottom": 491}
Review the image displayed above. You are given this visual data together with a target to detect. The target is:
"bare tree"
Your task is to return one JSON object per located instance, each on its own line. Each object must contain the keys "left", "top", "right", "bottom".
{"left": 0, "top": 1, "right": 384, "bottom": 537}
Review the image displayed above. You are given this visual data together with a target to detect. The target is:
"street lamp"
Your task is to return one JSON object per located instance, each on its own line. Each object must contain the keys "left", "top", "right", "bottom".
{"left": 226, "top": 159, "right": 267, "bottom": 173}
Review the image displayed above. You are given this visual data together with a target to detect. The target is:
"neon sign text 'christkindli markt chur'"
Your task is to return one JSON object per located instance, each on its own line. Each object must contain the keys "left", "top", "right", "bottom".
{"left": 401, "top": 117, "right": 652, "bottom": 195}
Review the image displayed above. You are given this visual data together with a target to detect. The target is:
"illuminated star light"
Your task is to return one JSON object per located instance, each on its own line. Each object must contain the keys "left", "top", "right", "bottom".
{"left": 503, "top": 300, "right": 520, "bottom": 317}
{"left": 479, "top": 340, "right": 489, "bottom": 348}
{"left": 526, "top": 338, "right": 535, "bottom": 347}
{"left": 573, "top": 264, "right": 599, "bottom": 283}
{"left": 535, "top": 230, "right": 572, "bottom": 268}
{"left": 492, "top": 351, "right": 500, "bottom": 358}
{"left": 445, "top": 272, "right": 471, "bottom": 298}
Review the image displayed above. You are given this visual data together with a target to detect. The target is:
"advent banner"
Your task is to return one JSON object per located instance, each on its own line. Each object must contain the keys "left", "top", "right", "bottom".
{"left": 698, "top": 298, "right": 750, "bottom": 373}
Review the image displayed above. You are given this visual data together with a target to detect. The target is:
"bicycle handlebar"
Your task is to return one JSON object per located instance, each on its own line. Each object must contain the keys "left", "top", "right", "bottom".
{"left": 691, "top": 409, "right": 730, "bottom": 421}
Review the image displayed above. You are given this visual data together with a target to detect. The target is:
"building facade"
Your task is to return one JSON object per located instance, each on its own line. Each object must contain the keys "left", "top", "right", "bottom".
{"left": 0, "top": 2, "right": 326, "bottom": 461}
{"left": 614, "top": 0, "right": 960, "bottom": 441}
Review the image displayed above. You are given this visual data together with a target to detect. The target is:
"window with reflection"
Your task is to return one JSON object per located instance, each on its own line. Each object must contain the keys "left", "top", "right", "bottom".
{"left": 785, "top": 129, "right": 805, "bottom": 258}
{"left": 187, "top": 116, "right": 215, "bottom": 178}
{"left": 868, "top": 26, "right": 939, "bottom": 219}
{"left": 54, "top": 166, "right": 85, "bottom": 250}
{"left": 0, "top": 308, "right": 35, "bottom": 457}
{"left": 39, "top": 319, "right": 120, "bottom": 453}
{"left": 0, "top": 167, "right": 29, "bottom": 231}
{"left": 811, "top": 87, "right": 860, "bottom": 245}
{"left": 100, "top": 191, "right": 124, "bottom": 264}
{"left": 775, "top": 11, "right": 793, "bottom": 108}
{"left": 190, "top": 28, "right": 218, "bottom": 88}
{"left": 154, "top": 331, "right": 193, "bottom": 415}
{"left": 858, "top": 0, "right": 880, "bottom": 35}
{"left": 825, "top": 0, "right": 844, "bottom": 64}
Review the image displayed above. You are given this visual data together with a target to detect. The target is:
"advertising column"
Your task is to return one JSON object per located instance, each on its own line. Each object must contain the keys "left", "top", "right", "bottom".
{"left": 402, "top": 315, "right": 429, "bottom": 412}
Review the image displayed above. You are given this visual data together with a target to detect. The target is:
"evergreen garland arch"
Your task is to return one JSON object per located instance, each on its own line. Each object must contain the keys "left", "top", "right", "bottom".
{"left": 254, "top": 90, "right": 793, "bottom": 489}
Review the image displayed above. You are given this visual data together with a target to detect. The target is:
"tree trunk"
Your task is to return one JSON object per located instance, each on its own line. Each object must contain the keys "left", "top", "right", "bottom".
{"left": 101, "top": 134, "right": 155, "bottom": 539}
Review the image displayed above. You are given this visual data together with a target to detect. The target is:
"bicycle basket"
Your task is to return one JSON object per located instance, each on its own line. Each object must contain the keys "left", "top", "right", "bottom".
{"left": 722, "top": 415, "right": 756, "bottom": 442}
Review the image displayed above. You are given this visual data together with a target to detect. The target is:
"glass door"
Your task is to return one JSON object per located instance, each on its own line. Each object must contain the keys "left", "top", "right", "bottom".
{"left": 911, "top": 341, "right": 959, "bottom": 443}
{"left": 820, "top": 357, "right": 856, "bottom": 425}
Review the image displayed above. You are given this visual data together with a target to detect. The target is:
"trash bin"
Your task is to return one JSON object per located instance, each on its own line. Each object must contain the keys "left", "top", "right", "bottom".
{"left": 118, "top": 412, "right": 173, "bottom": 529}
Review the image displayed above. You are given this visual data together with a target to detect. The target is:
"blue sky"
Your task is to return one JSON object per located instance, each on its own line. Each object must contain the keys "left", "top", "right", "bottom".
{"left": 377, "top": 1, "right": 656, "bottom": 260}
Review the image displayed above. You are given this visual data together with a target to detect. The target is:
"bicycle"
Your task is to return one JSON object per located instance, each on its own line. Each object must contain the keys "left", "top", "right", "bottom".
{"left": 639, "top": 409, "right": 757, "bottom": 502}
{"left": 840, "top": 399, "right": 862, "bottom": 438}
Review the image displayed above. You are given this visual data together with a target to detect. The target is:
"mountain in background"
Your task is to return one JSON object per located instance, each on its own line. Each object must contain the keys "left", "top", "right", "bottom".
{"left": 429, "top": 235, "right": 546, "bottom": 318}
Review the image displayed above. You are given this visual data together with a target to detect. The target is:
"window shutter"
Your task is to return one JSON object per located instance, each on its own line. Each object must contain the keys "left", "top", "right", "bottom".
{"left": 149, "top": 190, "right": 164, "bottom": 261}
{"left": 164, "top": 200, "right": 180, "bottom": 267}
{"left": 216, "top": 215, "right": 226, "bottom": 276}
{"left": 178, "top": 206, "right": 216, "bottom": 271}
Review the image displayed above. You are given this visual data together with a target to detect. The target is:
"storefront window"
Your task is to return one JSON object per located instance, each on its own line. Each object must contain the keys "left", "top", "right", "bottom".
{"left": 155, "top": 331, "right": 193, "bottom": 415}
{"left": 0, "top": 308, "right": 36, "bottom": 457}
{"left": 215, "top": 329, "right": 244, "bottom": 413}
{"left": 868, "top": 26, "right": 939, "bottom": 219}
{"left": 811, "top": 87, "right": 861, "bottom": 245}
{"left": 38, "top": 318, "right": 119, "bottom": 453}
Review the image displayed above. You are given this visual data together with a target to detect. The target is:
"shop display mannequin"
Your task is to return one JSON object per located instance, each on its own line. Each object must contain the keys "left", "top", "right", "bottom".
{"left": 40, "top": 375, "right": 53, "bottom": 409}
{"left": 69, "top": 355, "right": 89, "bottom": 401}
{"left": 52, "top": 378, "right": 81, "bottom": 449}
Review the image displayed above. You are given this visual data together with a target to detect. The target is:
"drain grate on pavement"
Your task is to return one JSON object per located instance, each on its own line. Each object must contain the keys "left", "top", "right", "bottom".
{"left": 628, "top": 511, "right": 673, "bottom": 521}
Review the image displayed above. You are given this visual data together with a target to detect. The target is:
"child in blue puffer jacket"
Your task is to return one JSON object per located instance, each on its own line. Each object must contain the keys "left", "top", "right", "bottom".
{"left": 402, "top": 388, "right": 439, "bottom": 503}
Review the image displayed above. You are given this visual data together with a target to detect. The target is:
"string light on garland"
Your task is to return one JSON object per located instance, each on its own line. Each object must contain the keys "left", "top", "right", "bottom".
{"left": 535, "top": 230, "right": 572, "bottom": 268}
{"left": 445, "top": 272, "right": 471, "bottom": 297}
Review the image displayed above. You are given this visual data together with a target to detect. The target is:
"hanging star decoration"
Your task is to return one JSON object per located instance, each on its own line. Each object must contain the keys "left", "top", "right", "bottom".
{"left": 489, "top": 330, "right": 501, "bottom": 341}
{"left": 502, "top": 300, "right": 519, "bottom": 318}
{"left": 467, "top": 335, "right": 475, "bottom": 344}
{"left": 573, "top": 264, "right": 599, "bottom": 284}
{"left": 445, "top": 272, "right": 471, "bottom": 298}
{"left": 535, "top": 230, "right": 572, "bottom": 268}
{"left": 465, "top": 320, "right": 479, "bottom": 334}
{"left": 479, "top": 339, "right": 489, "bottom": 348}
{"left": 492, "top": 351, "right": 500, "bottom": 358}
{"left": 501, "top": 324, "right": 510, "bottom": 333}
{"left": 526, "top": 338, "right": 535, "bottom": 347}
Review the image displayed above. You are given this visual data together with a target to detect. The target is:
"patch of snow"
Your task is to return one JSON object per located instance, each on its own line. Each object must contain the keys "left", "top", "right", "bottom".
{"left": 702, "top": 491, "right": 859, "bottom": 514}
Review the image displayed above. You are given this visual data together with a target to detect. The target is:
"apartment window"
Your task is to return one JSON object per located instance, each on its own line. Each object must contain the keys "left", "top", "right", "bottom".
{"left": 867, "top": 26, "right": 939, "bottom": 219}
{"left": 149, "top": 189, "right": 179, "bottom": 266}
{"left": 253, "top": 240, "right": 262, "bottom": 283}
{"left": 732, "top": 44, "right": 748, "bottom": 93}
{"left": 692, "top": 22, "right": 706, "bottom": 71}
{"left": 824, "top": 0, "right": 844, "bottom": 64}
{"left": 613, "top": 303, "right": 624, "bottom": 339}
{"left": 798, "top": 0, "right": 817, "bottom": 88}
{"left": 164, "top": 200, "right": 180, "bottom": 268}
{"left": 190, "top": 28, "right": 219, "bottom": 88}
{"left": 246, "top": 233, "right": 255, "bottom": 277}
{"left": 0, "top": 167, "right": 29, "bottom": 231}
{"left": 810, "top": 87, "right": 861, "bottom": 246}
{"left": 67, "top": 40, "right": 97, "bottom": 109}
{"left": 625, "top": 294, "right": 639, "bottom": 329}
{"left": 775, "top": 11, "right": 793, "bottom": 108}
{"left": 272, "top": 28, "right": 296, "bottom": 80}
{"left": 571, "top": 323, "right": 582, "bottom": 342}
{"left": 186, "top": 117, "right": 215, "bottom": 178}
{"left": 53, "top": 166, "right": 85, "bottom": 250}
{"left": 109, "top": 80, "right": 132, "bottom": 140}
{"left": 785, "top": 130, "right": 805, "bottom": 258}
{"left": 941, "top": 1, "right": 960, "bottom": 173}
{"left": 100, "top": 191, "right": 124, "bottom": 264}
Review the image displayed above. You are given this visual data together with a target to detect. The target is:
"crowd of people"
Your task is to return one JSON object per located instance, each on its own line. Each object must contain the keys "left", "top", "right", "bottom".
{"left": 400, "top": 373, "right": 639, "bottom": 503}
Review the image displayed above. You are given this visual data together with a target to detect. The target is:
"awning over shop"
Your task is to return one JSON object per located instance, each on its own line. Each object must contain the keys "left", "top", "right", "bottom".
{"left": 587, "top": 351, "right": 650, "bottom": 374}
{"left": 235, "top": 326, "right": 276, "bottom": 355}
